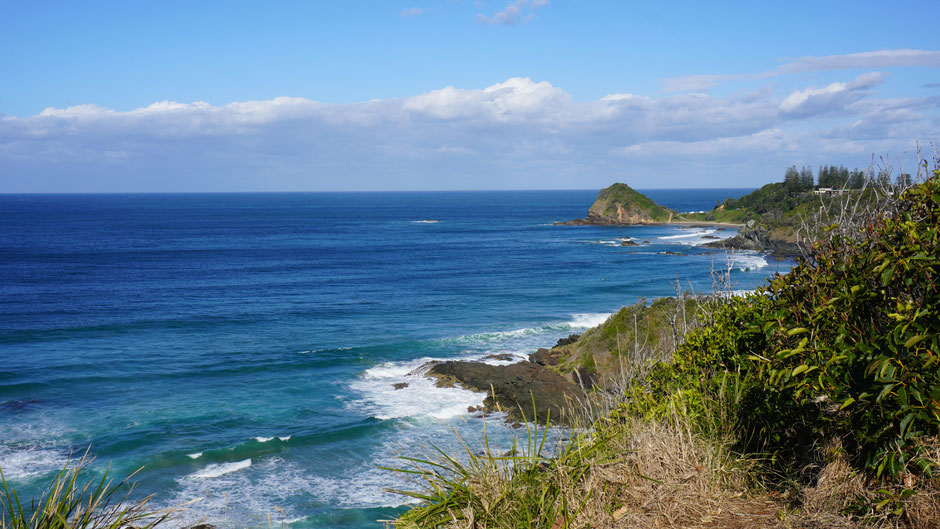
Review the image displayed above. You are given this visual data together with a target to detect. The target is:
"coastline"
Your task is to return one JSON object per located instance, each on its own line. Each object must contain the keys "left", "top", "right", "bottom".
{"left": 555, "top": 219, "right": 743, "bottom": 228}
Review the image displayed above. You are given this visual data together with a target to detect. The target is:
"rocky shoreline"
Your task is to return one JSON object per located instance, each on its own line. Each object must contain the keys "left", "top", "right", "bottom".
{"left": 703, "top": 222, "right": 803, "bottom": 256}
{"left": 425, "top": 359, "right": 584, "bottom": 424}
{"left": 403, "top": 186, "right": 800, "bottom": 426}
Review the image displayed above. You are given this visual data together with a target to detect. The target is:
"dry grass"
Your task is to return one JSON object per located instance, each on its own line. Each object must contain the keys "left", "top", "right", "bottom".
{"left": 391, "top": 411, "right": 940, "bottom": 529}
{"left": 569, "top": 417, "right": 760, "bottom": 529}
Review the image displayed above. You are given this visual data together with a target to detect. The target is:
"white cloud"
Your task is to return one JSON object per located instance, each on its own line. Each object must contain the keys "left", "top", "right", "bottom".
{"left": 0, "top": 74, "right": 936, "bottom": 191}
{"left": 663, "top": 48, "right": 940, "bottom": 93}
{"left": 779, "top": 72, "right": 885, "bottom": 117}
{"left": 476, "top": 0, "right": 548, "bottom": 25}
{"left": 780, "top": 49, "right": 940, "bottom": 73}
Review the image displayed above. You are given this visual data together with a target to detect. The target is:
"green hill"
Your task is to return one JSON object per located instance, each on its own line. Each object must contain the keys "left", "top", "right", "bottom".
{"left": 558, "top": 183, "right": 674, "bottom": 225}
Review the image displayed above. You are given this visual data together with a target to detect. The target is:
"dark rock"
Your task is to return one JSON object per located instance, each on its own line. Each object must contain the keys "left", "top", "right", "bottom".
{"left": 704, "top": 225, "right": 802, "bottom": 256}
{"left": 659, "top": 251, "right": 688, "bottom": 256}
{"left": 529, "top": 347, "right": 564, "bottom": 366}
{"left": 392, "top": 382, "right": 409, "bottom": 390}
{"left": 620, "top": 239, "right": 638, "bottom": 246}
{"left": 700, "top": 235, "right": 720, "bottom": 240}
{"left": 482, "top": 353, "right": 515, "bottom": 362}
{"left": 426, "top": 361, "right": 584, "bottom": 424}
{"left": 189, "top": 525, "right": 216, "bottom": 529}
{"left": 553, "top": 334, "right": 581, "bottom": 348}
{"left": 508, "top": 421, "right": 523, "bottom": 429}
{"left": 467, "top": 405, "right": 484, "bottom": 413}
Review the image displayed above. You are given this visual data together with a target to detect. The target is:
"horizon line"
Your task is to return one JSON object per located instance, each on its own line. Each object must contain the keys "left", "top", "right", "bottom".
{"left": 0, "top": 186, "right": 759, "bottom": 196}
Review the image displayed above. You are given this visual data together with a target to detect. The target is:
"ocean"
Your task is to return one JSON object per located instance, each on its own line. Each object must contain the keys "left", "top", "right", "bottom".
{"left": 0, "top": 189, "right": 791, "bottom": 528}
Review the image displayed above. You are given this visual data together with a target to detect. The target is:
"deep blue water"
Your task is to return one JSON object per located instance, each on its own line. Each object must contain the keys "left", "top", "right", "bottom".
{"left": 0, "top": 188, "right": 788, "bottom": 528}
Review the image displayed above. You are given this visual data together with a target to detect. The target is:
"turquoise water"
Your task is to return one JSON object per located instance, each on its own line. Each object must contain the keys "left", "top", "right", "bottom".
{"left": 0, "top": 189, "right": 790, "bottom": 527}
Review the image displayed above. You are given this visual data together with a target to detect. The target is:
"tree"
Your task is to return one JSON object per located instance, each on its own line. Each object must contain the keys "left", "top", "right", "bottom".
{"left": 836, "top": 165, "right": 849, "bottom": 188}
{"left": 848, "top": 168, "right": 865, "bottom": 189}
{"left": 876, "top": 169, "right": 892, "bottom": 187}
{"left": 783, "top": 165, "right": 801, "bottom": 191}
{"left": 818, "top": 165, "right": 831, "bottom": 187}
{"left": 799, "top": 166, "right": 814, "bottom": 190}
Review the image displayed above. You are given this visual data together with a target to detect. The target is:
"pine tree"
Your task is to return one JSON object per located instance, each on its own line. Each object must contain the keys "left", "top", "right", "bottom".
{"left": 799, "top": 166, "right": 814, "bottom": 190}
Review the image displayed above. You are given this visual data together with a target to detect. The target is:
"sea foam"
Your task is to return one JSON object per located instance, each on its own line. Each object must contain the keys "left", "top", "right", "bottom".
{"left": 728, "top": 251, "right": 769, "bottom": 271}
{"left": 190, "top": 459, "right": 252, "bottom": 479}
{"left": 0, "top": 446, "right": 68, "bottom": 480}
{"left": 567, "top": 313, "right": 612, "bottom": 328}
{"left": 657, "top": 228, "right": 729, "bottom": 246}
{"left": 350, "top": 312, "right": 614, "bottom": 421}
{"left": 169, "top": 457, "right": 308, "bottom": 529}
{"left": 350, "top": 356, "right": 486, "bottom": 420}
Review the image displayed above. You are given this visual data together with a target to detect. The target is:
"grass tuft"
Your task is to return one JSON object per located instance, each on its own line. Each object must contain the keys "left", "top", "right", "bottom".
{"left": 1, "top": 450, "right": 175, "bottom": 529}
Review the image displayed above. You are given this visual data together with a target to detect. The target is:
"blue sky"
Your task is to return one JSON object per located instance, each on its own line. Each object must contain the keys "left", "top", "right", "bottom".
{"left": 1, "top": 0, "right": 938, "bottom": 191}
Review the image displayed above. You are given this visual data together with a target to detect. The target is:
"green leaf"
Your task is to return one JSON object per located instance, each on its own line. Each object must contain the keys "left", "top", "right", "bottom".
{"left": 792, "top": 365, "right": 809, "bottom": 377}
{"left": 877, "top": 383, "right": 897, "bottom": 402}
{"left": 900, "top": 412, "right": 916, "bottom": 439}
{"left": 904, "top": 335, "right": 926, "bottom": 348}
{"left": 787, "top": 327, "right": 809, "bottom": 336}
{"left": 882, "top": 264, "right": 897, "bottom": 284}
{"left": 840, "top": 397, "right": 855, "bottom": 410}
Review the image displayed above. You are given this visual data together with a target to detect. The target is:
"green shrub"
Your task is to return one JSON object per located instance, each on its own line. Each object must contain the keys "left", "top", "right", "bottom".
{"left": 624, "top": 170, "right": 940, "bottom": 487}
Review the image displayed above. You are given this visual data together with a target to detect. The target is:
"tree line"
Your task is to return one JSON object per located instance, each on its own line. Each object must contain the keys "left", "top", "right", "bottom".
{"left": 782, "top": 164, "right": 911, "bottom": 192}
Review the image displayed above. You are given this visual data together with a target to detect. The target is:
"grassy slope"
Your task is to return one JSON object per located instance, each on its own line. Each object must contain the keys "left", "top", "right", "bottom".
{"left": 678, "top": 183, "right": 887, "bottom": 245}
{"left": 542, "top": 297, "right": 701, "bottom": 386}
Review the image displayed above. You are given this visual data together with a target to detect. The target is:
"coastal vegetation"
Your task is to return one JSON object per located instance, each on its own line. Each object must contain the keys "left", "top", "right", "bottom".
{"left": 0, "top": 453, "right": 170, "bottom": 529}
{"left": 686, "top": 160, "right": 919, "bottom": 256}
{"left": 393, "top": 159, "right": 940, "bottom": 528}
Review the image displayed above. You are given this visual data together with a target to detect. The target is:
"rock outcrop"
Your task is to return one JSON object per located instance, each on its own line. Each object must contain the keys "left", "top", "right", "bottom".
{"left": 557, "top": 183, "right": 674, "bottom": 226}
{"left": 704, "top": 221, "right": 802, "bottom": 256}
{"left": 425, "top": 361, "right": 584, "bottom": 424}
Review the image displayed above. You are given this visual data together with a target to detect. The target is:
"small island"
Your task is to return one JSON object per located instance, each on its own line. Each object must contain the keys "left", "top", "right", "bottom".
{"left": 556, "top": 182, "right": 674, "bottom": 225}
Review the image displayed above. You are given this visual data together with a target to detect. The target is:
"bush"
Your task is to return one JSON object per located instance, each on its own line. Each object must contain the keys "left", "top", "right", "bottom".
{"left": 634, "top": 169, "right": 940, "bottom": 486}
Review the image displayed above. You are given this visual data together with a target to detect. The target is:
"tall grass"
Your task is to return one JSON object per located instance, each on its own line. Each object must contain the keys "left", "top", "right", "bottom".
{"left": 1, "top": 452, "right": 173, "bottom": 529}
{"left": 386, "top": 377, "right": 759, "bottom": 529}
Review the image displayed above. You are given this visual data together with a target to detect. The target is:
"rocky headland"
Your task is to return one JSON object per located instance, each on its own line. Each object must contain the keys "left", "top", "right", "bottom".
{"left": 425, "top": 360, "right": 584, "bottom": 424}
{"left": 558, "top": 182, "right": 811, "bottom": 255}
{"left": 415, "top": 299, "right": 701, "bottom": 426}
{"left": 702, "top": 220, "right": 802, "bottom": 256}
{"left": 555, "top": 183, "right": 675, "bottom": 225}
